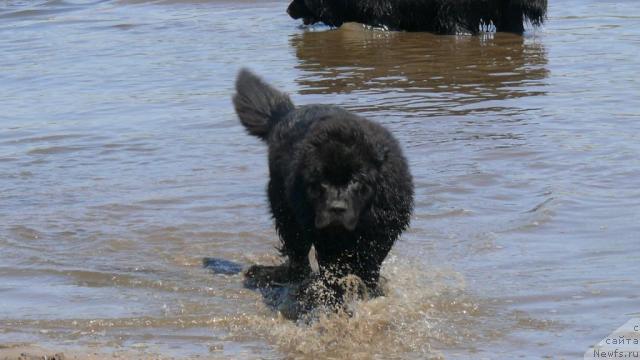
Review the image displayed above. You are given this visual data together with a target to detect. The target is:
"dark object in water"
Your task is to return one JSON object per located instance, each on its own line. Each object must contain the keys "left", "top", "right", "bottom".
{"left": 202, "top": 257, "right": 244, "bottom": 275}
{"left": 287, "top": 0, "right": 547, "bottom": 34}
{"left": 233, "top": 69, "right": 413, "bottom": 308}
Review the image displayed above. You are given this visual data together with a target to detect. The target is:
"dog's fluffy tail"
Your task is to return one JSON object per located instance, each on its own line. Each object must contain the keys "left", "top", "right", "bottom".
{"left": 233, "top": 69, "right": 294, "bottom": 141}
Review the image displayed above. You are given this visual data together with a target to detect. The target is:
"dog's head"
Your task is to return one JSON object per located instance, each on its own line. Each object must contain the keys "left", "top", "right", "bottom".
{"left": 310, "top": 177, "right": 372, "bottom": 231}
{"left": 296, "top": 115, "right": 387, "bottom": 232}
{"left": 287, "top": 0, "right": 346, "bottom": 27}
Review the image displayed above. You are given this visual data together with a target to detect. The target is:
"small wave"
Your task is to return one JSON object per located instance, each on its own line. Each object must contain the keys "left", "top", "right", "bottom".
{"left": 1, "top": 133, "right": 87, "bottom": 145}
{"left": 26, "top": 145, "right": 87, "bottom": 155}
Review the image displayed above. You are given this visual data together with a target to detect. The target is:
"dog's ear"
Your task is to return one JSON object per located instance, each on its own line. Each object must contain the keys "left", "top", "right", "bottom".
{"left": 287, "top": 0, "right": 312, "bottom": 19}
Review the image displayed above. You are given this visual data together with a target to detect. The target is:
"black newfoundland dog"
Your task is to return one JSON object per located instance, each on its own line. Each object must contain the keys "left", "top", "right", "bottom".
{"left": 233, "top": 69, "right": 413, "bottom": 305}
{"left": 287, "top": 0, "right": 547, "bottom": 34}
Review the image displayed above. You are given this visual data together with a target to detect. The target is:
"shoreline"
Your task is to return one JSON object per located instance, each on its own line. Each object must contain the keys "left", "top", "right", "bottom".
{"left": 0, "top": 344, "right": 170, "bottom": 360}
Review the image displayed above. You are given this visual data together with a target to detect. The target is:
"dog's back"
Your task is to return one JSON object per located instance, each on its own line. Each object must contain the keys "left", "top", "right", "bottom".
{"left": 287, "top": 0, "right": 547, "bottom": 34}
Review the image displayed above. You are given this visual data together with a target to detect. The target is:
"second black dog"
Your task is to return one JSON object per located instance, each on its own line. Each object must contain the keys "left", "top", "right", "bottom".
{"left": 233, "top": 69, "right": 413, "bottom": 303}
{"left": 287, "top": 0, "right": 547, "bottom": 34}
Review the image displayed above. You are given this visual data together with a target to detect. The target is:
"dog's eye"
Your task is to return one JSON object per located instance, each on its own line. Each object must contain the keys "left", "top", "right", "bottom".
{"left": 359, "top": 183, "right": 372, "bottom": 196}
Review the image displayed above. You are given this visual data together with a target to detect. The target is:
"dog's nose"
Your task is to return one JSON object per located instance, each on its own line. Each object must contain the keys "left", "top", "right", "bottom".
{"left": 329, "top": 201, "right": 348, "bottom": 213}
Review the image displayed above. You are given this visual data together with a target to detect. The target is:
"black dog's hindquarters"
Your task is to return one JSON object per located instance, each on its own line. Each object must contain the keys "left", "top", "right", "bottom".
{"left": 233, "top": 69, "right": 413, "bottom": 303}
{"left": 287, "top": 0, "right": 547, "bottom": 34}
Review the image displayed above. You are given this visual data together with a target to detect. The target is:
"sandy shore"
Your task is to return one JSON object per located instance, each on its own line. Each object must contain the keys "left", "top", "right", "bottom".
{"left": 0, "top": 344, "right": 170, "bottom": 360}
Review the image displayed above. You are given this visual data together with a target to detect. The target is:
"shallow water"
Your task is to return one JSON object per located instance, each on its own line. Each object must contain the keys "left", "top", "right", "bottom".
{"left": 1, "top": 0, "right": 639, "bottom": 358}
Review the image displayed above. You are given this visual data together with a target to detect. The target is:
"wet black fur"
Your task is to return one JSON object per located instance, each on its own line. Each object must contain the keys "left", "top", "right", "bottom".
{"left": 233, "top": 69, "right": 413, "bottom": 292}
{"left": 287, "top": 0, "right": 547, "bottom": 34}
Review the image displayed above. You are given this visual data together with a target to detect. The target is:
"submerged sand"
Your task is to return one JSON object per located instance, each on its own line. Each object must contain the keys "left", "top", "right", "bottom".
{"left": 0, "top": 344, "right": 171, "bottom": 360}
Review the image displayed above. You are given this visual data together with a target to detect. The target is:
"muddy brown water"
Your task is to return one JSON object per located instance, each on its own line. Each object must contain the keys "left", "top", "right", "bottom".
{"left": 1, "top": 0, "right": 639, "bottom": 358}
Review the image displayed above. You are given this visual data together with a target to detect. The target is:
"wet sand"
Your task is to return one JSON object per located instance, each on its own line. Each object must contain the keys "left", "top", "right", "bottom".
{"left": 0, "top": 344, "right": 132, "bottom": 360}
{"left": 0, "top": 343, "right": 216, "bottom": 360}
